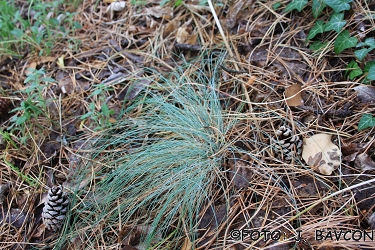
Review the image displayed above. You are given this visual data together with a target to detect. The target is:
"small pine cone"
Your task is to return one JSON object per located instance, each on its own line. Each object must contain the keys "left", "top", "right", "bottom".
{"left": 42, "top": 185, "right": 69, "bottom": 231}
{"left": 273, "top": 125, "right": 302, "bottom": 161}
{"left": 0, "top": 97, "right": 10, "bottom": 115}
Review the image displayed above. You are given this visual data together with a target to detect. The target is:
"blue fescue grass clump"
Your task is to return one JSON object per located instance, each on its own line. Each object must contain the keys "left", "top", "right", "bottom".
{"left": 60, "top": 54, "right": 235, "bottom": 248}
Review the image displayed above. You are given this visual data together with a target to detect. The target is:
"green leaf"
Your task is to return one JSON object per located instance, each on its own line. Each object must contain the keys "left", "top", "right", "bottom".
{"left": 272, "top": 2, "right": 282, "bottom": 10}
{"left": 364, "top": 61, "right": 375, "bottom": 72}
{"left": 324, "top": 13, "right": 346, "bottom": 33}
{"left": 345, "top": 61, "right": 363, "bottom": 80}
{"left": 355, "top": 38, "right": 375, "bottom": 61}
{"left": 312, "top": 0, "right": 326, "bottom": 18}
{"left": 174, "top": 0, "right": 183, "bottom": 7}
{"left": 89, "top": 102, "right": 96, "bottom": 111}
{"left": 80, "top": 111, "right": 94, "bottom": 120}
{"left": 355, "top": 48, "right": 372, "bottom": 61}
{"left": 73, "top": 21, "right": 82, "bottom": 29}
{"left": 334, "top": 30, "right": 358, "bottom": 54}
{"left": 324, "top": 0, "right": 352, "bottom": 13}
{"left": 10, "top": 28, "right": 23, "bottom": 38}
{"left": 15, "top": 115, "right": 27, "bottom": 126}
{"left": 307, "top": 20, "right": 325, "bottom": 40}
{"left": 358, "top": 114, "right": 375, "bottom": 131}
{"left": 357, "top": 38, "right": 375, "bottom": 48}
{"left": 310, "top": 41, "right": 329, "bottom": 51}
{"left": 91, "top": 88, "right": 103, "bottom": 96}
{"left": 285, "top": 0, "right": 308, "bottom": 12}
{"left": 367, "top": 63, "right": 375, "bottom": 81}
{"left": 101, "top": 103, "right": 110, "bottom": 117}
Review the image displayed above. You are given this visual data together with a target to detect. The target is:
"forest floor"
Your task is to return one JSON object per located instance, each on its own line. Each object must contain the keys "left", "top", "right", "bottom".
{"left": 1, "top": 0, "right": 375, "bottom": 249}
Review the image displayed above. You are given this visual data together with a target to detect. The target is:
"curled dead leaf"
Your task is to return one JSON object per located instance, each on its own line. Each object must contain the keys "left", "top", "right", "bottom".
{"left": 181, "top": 237, "right": 192, "bottom": 250}
{"left": 163, "top": 20, "right": 178, "bottom": 38}
{"left": 354, "top": 85, "right": 375, "bottom": 104}
{"left": 354, "top": 152, "right": 375, "bottom": 171}
{"left": 285, "top": 84, "right": 303, "bottom": 107}
{"left": 57, "top": 56, "right": 65, "bottom": 69}
{"left": 145, "top": 6, "right": 173, "bottom": 19}
{"left": 302, "top": 134, "right": 342, "bottom": 175}
{"left": 176, "top": 27, "right": 197, "bottom": 45}
{"left": 342, "top": 142, "right": 367, "bottom": 162}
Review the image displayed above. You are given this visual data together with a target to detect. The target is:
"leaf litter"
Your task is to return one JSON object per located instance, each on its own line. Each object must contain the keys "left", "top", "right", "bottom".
{"left": 1, "top": 0, "right": 375, "bottom": 249}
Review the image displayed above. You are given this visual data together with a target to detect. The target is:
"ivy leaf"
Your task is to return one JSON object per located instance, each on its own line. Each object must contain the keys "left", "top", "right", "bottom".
{"left": 357, "top": 38, "right": 375, "bottom": 48}
{"left": 324, "top": 13, "right": 346, "bottom": 33}
{"left": 358, "top": 114, "right": 375, "bottom": 131}
{"left": 355, "top": 48, "right": 372, "bottom": 61}
{"left": 345, "top": 61, "right": 363, "bottom": 80}
{"left": 307, "top": 20, "right": 325, "bottom": 40}
{"left": 312, "top": 0, "right": 326, "bottom": 18}
{"left": 355, "top": 38, "right": 375, "bottom": 61}
{"left": 334, "top": 30, "right": 358, "bottom": 54}
{"left": 364, "top": 61, "right": 375, "bottom": 73}
{"left": 367, "top": 63, "right": 375, "bottom": 81}
{"left": 324, "top": 0, "right": 352, "bottom": 13}
{"left": 285, "top": 0, "right": 308, "bottom": 12}
{"left": 310, "top": 41, "right": 329, "bottom": 51}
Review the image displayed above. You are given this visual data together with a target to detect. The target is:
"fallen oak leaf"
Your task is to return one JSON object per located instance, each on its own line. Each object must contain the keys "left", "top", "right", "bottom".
{"left": 302, "top": 134, "right": 342, "bottom": 175}
{"left": 307, "top": 151, "right": 322, "bottom": 166}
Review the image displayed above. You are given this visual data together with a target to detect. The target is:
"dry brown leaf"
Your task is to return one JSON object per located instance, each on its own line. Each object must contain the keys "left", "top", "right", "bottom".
{"left": 180, "top": 237, "right": 192, "bottom": 250}
{"left": 186, "top": 33, "right": 197, "bottom": 45}
{"left": 302, "top": 134, "right": 342, "bottom": 175}
{"left": 176, "top": 27, "right": 197, "bottom": 45}
{"left": 354, "top": 152, "right": 375, "bottom": 171}
{"left": 163, "top": 20, "right": 178, "bottom": 38}
{"left": 342, "top": 142, "right": 367, "bottom": 162}
{"left": 354, "top": 85, "right": 375, "bottom": 104}
{"left": 341, "top": 142, "right": 367, "bottom": 156}
{"left": 184, "top": 4, "right": 211, "bottom": 13}
{"left": 145, "top": 6, "right": 173, "bottom": 19}
{"left": 176, "top": 27, "right": 190, "bottom": 44}
{"left": 57, "top": 55, "right": 65, "bottom": 69}
{"left": 246, "top": 75, "right": 257, "bottom": 86}
{"left": 25, "top": 61, "right": 37, "bottom": 76}
{"left": 56, "top": 71, "right": 74, "bottom": 94}
{"left": 285, "top": 84, "right": 303, "bottom": 107}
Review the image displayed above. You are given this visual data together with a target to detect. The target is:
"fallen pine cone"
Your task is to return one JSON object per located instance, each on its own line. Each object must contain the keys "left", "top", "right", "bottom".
{"left": 273, "top": 125, "right": 302, "bottom": 162}
{"left": 42, "top": 185, "right": 69, "bottom": 231}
